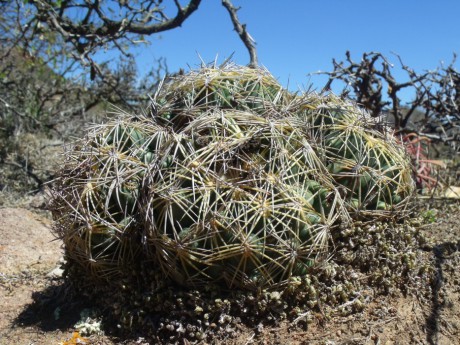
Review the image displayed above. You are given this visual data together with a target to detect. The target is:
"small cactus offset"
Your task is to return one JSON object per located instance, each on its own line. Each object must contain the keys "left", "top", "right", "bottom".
{"left": 50, "top": 63, "right": 414, "bottom": 291}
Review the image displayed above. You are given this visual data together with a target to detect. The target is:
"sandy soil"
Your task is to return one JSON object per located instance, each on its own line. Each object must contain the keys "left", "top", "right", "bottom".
{"left": 0, "top": 204, "right": 459, "bottom": 345}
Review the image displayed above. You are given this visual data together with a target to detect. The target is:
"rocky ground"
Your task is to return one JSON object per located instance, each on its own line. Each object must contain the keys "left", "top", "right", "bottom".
{"left": 0, "top": 200, "right": 459, "bottom": 345}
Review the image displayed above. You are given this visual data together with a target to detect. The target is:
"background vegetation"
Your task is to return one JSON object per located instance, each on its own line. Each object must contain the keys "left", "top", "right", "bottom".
{"left": 1, "top": 0, "right": 459, "bottom": 204}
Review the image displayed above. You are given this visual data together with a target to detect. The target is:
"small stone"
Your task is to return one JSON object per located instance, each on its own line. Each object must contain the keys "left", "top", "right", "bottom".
{"left": 47, "top": 266, "right": 64, "bottom": 279}
{"left": 270, "top": 291, "right": 281, "bottom": 300}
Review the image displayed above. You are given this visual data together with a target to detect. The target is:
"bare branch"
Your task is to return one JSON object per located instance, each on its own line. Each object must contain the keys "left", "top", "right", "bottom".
{"left": 29, "top": 1, "right": 202, "bottom": 57}
{"left": 316, "top": 51, "right": 431, "bottom": 128}
{"left": 222, "top": 0, "right": 258, "bottom": 68}
{"left": 315, "top": 51, "right": 460, "bottom": 151}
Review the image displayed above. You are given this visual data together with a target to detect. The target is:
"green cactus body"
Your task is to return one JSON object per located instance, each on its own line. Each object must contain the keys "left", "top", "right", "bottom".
{"left": 50, "top": 63, "right": 414, "bottom": 291}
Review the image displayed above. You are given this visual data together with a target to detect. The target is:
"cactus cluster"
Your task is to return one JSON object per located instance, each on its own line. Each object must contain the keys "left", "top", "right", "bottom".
{"left": 50, "top": 63, "right": 414, "bottom": 291}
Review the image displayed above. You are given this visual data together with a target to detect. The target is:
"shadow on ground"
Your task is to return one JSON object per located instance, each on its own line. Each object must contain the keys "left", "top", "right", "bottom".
{"left": 14, "top": 280, "right": 93, "bottom": 332}
{"left": 426, "top": 239, "right": 460, "bottom": 345}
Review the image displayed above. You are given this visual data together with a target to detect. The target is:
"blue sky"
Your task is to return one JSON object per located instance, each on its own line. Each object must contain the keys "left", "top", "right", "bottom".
{"left": 132, "top": 0, "right": 460, "bottom": 98}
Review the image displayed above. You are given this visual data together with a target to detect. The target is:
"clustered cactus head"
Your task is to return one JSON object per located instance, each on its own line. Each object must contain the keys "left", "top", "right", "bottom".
{"left": 155, "top": 64, "right": 289, "bottom": 121}
{"left": 299, "top": 95, "right": 414, "bottom": 217}
{"left": 50, "top": 63, "right": 415, "bottom": 291}
{"left": 50, "top": 117, "right": 162, "bottom": 279}
{"left": 142, "top": 109, "right": 347, "bottom": 289}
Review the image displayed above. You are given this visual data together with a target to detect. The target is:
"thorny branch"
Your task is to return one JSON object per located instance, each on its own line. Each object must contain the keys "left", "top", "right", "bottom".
{"left": 0, "top": 1, "right": 168, "bottom": 192}
{"left": 317, "top": 51, "right": 460, "bottom": 150}
{"left": 222, "top": 0, "right": 258, "bottom": 68}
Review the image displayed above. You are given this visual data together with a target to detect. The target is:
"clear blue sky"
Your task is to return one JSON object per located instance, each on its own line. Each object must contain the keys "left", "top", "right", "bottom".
{"left": 132, "top": 0, "right": 460, "bottom": 98}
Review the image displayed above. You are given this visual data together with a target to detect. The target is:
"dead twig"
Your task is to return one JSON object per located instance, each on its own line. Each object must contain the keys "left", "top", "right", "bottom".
{"left": 222, "top": 0, "right": 258, "bottom": 68}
